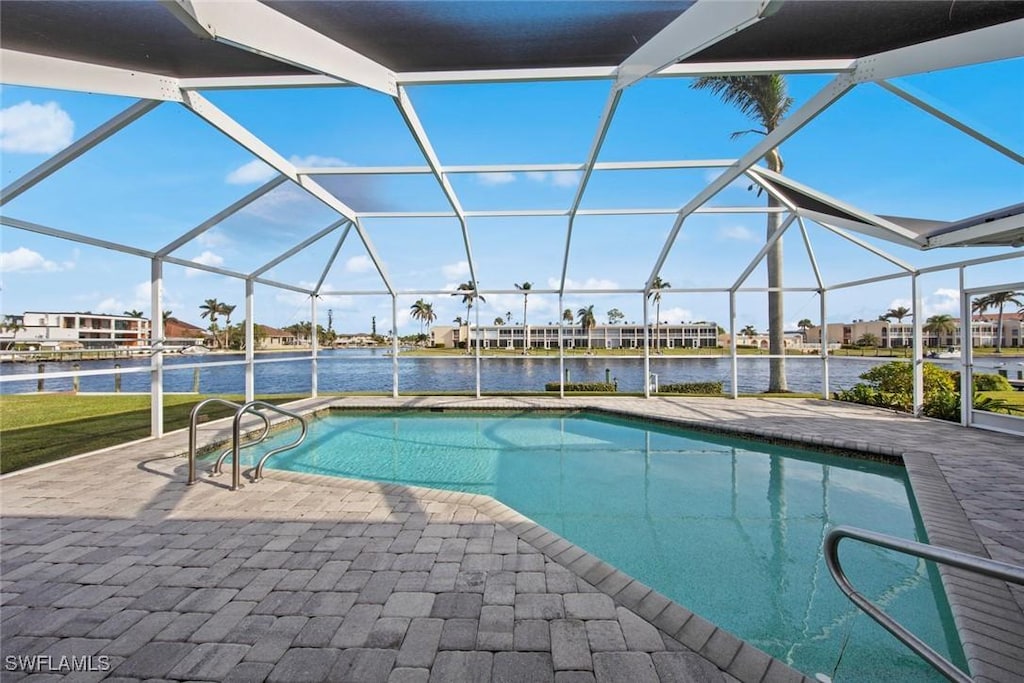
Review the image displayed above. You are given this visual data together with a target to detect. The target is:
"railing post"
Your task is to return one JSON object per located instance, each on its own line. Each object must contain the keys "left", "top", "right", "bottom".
{"left": 37, "top": 363, "right": 44, "bottom": 392}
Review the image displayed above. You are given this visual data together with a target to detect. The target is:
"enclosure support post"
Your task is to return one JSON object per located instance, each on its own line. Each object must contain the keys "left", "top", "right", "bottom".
{"left": 911, "top": 274, "right": 924, "bottom": 417}
{"left": 729, "top": 291, "right": 738, "bottom": 399}
{"left": 311, "top": 295, "right": 318, "bottom": 399}
{"left": 820, "top": 289, "right": 829, "bottom": 400}
{"left": 245, "top": 278, "right": 255, "bottom": 403}
{"left": 475, "top": 297, "right": 481, "bottom": 398}
{"left": 959, "top": 268, "right": 970, "bottom": 427}
{"left": 558, "top": 294, "right": 565, "bottom": 399}
{"left": 392, "top": 295, "right": 399, "bottom": 398}
{"left": 150, "top": 258, "right": 164, "bottom": 438}
{"left": 643, "top": 292, "right": 651, "bottom": 398}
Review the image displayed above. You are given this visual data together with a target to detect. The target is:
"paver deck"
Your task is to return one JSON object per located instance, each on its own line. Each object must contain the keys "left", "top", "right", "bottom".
{"left": 2, "top": 396, "right": 1022, "bottom": 682}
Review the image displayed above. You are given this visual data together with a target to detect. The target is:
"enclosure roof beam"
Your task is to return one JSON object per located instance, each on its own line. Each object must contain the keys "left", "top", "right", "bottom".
{"left": 314, "top": 222, "right": 353, "bottom": 295}
{"left": 0, "top": 49, "right": 183, "bottom": 101}
{"left": 394, "top": 86, "right": 478, "bottom": 291}
{"left": 178, "top": 58, "right": 856, "bottom": 90}
{"left": 616, "top": 0, "right": 774, "bottom": 90}
{"left": 157, "top": 176, "right": 287, "bottom": 257}
{"left": 1, "top": 216, "right": 155, "bottom": 260}
{"left": 877, "top": 81, "right": 1023, "bottom": 166}
{"left": 811, "top": 219, "right": 916, "bottom": 274}
{"left": 730, "top": 213, "right": 797, "bottom": 292}
{"left": 165, "top": 0, "right": 397, "bottom": 96}
{"left": 645, "top": 72, "right": 856, "bottom": 291}
{"left": 249, "top": 218, "right": 349, "bottom": 279}
{"left": 179, "top": 89, "right": 395, "bottom": 293}
{"left": 559, "top": 87, "right": 621, "bottom": 296}
{"left": 850, "top": 18, "right": 1024, "bottom": 84}
{"left": 1, "top": 100, "right": 161, "bottom": 207}
{"left": 298, "top": 159, "right": 738, "bottom": 175}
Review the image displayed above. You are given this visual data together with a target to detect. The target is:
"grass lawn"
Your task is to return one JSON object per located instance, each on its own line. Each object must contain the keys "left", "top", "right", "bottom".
{"left": 0, "top": 393, "right": 302, "bottom": 474}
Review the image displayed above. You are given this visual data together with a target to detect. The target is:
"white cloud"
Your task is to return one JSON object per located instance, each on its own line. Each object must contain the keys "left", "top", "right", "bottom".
{"left": 0, "top": 101, "right": 74, "bottom": 154}
{"left": 717, "top": 225, "right": 756, "bottom": 242}
{"left": 94, "top": 297, "right": 126, "bottom": 316}
{"left": 926, "top": 288, "right": 960, "bottom": 316}
{"left": 197, "top": 230, "right": 230, "bottom": 248}
{"left": 551, "top": 277, "right": 620, "bottom": 290}
{"left": 0, "top": 247, "right": 63, "bottom": 272}
{"left": 657, "top": 306, "right": 694, "bottom": 324}
{"left": 345, "top": 255, "right": 374, "bottom": 273}
{"left": 290, "top": 155, "right": 347, "bottom": 169}
{"left": 442, "top": 261, "right": 471, "bottom": 279}
{"left": 185, "top": 251, "right": 225, "bottom": 277}
{"left": 550, "top": 171, "right": 581, "bottom": 187}
{"left": 525, "top": 171, "right": 580, "bottom": 187}
{"left": 226, "top": 159, "right": 276, "bottom": 185}
{"left": 476, "top": 172, "right": 516, "bottom": 186}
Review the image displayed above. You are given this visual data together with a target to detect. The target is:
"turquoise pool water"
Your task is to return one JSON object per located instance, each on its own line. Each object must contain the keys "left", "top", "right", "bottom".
{"left": 240, "top": 411, "right": 963, "bottom": 681}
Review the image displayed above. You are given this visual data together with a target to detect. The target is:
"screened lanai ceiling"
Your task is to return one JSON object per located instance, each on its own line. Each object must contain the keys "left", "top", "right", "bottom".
{"left": 1, "top": 0, "right": 1022, "bottom": 300}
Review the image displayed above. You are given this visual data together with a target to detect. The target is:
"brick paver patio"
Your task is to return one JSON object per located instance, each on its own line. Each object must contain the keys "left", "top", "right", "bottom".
{"left": 2, "top": 396, "right": 1021, "bottom": 682}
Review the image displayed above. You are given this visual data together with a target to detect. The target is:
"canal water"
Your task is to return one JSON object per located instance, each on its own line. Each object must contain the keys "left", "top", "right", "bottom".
{"left": 0, "top": 348, "right": 979, "bottom": 395}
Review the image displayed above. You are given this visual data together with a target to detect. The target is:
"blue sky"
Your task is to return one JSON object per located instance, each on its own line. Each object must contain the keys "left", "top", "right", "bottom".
{"left": 1, "top": 57, "right": 1021, "bottom": 335}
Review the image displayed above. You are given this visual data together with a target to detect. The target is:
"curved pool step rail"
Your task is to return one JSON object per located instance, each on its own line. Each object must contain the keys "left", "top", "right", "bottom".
{"left": 230, "top": 400, "right": 307, "bottom": 488}
{"left": 824, "top": 525, "right": 1024, "bottom": 683}
{"left": 211, "top": 410, "right": 272, "bottom": 477}
{"left": 187, "top": 397, "right": 243, "bottom": 486}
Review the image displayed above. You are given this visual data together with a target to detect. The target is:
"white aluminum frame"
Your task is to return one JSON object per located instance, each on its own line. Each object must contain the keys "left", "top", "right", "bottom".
{"left": 1, "top": 4, "right": 1021, "bottom": 436}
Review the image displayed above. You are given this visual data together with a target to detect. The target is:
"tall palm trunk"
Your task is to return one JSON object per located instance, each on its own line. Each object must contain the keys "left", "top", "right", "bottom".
{"left": 766, "top": 152, "right": 787, "bottom": 392}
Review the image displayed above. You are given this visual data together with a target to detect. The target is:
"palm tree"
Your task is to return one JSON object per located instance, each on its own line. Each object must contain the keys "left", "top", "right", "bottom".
{"left": 924, "top": 314, "right": 956, "bottom": 348}
{"left": 648, "top": 275, "right": 671, "bottom": 353}
{"left": 797, "top": 318, "right": 813, "bottom": 340}
{"left": 218, "top": 303, "right": 236, "bottom": 350}
{"left": 410, "top": 299, "right": 428, "bottom": 339}
{"left": 494, "top": 317, "right": 505, "bottom": 326}
{"left": 692, "top": 75, "right": 792, "bottom": 392}
{"left": 422, "top": 302, "right": 436, "bottom": 340}
{"left": 199, "top": 298, "right": 221, "bottom": 347}
{"left": 515, "top": 281, "right": 532, "bottom": 353}
{"left": 562, "top": 308, "right": 574, "bottom": 325}
{"left": 162, "top": 310, "right": 173, "bottom": 324}
{"left": 741, "top": 324, "right": 758, "bottom": 338}
{"left": 124, "top": 309, "right": 144, "bottom": 318}
{"left": 577, "top": 305, "right": 596, "bottom": 350}
{"left": 452, "top": 316, "right": 464, "bottom": 327}
{"left": 452, "top": 281, "right": 484, "bottom": 352}
{"left": 857, "top": 332, "right": 880, "bottom": 348}
{"left": 1, "top": 315, "right": 24, "bottom": 349}
{"left": 883, "top": 306, "right": 912, "bottom": 323}
{"left": 974, "top": 291, "right": 1023, "bottom": 353}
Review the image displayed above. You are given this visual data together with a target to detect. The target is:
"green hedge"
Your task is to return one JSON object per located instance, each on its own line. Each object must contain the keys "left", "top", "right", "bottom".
{"left": 657, "top": 381, "right": 724, "bottom": 394}
{"left": 544, "top": 382, "right": 616, "bottom": 392}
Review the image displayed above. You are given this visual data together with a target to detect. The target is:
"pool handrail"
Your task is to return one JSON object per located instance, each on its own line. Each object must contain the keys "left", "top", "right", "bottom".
{"left": 824, "top": 525, "right": 1024, "bottom": 683}
{"left": 211, "top": 410, "right": 272, "bottom": 477}
{"left": 188, "top": 397, "right": 243, "bottom": 485}
{"left": 250, "top": 402, "right": 308, "bottom": 483}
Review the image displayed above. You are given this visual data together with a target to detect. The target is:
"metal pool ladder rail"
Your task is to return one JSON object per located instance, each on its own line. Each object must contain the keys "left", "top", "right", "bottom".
{"left": 187, "top": 399, "right": 307, "bottom": 491}
{"left": 825, "top": 525, "right": 1024, "bottom": 683}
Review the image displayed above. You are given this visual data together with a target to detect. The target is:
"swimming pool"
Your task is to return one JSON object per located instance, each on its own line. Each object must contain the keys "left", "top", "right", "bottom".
{"left": 233, "top": 410, "right": 964, "bottom": 681}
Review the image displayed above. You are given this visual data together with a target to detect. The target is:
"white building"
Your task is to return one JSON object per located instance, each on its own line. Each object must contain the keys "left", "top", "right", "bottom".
{"left": 432, "top": 322, "right": 721, "bottom": 350}
{"left": 2, "top": 311, "right": 151, "bottom": 349}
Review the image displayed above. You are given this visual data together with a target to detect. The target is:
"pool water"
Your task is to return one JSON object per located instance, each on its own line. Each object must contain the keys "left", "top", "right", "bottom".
{"left": 236, "top": 411, "right": 964, "bottom": 681}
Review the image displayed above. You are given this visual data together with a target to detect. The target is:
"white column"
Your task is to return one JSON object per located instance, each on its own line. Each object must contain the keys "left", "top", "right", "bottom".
{"left": 912, "top": 274, "right": 924, "bottom": 417}
{"left": 558, "top": 294, "right": 565, "bottom": 399}
{"left": 820, "top": 289, "right": 830, "bottom": 400}
{"left": 245, "top": 279, "right": 255, "bottom": 402}
{"left": 150, "top": 258, "right": 164, "bottom": 438}
{"left": 311, "top": 296, "right": 318, "bottom": 398}
{"left": 475, "top": 299, "right": 481, "bottom": 398}
{"left": 392, "top": 295, "right": 399, "bottom": 398}
{"left": 959, "top": 268, "right": 970, "bottom": 426}
{"left": 729, "top": 291, "right": 738, "bottom": 399}
{"left": 643, "top": 293, "right": 651, "bottom": 398}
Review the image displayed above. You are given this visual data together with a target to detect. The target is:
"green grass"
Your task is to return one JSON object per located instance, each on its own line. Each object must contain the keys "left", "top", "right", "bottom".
{"left": 977, "top": 390, "right": 1024, "bottom": 412}
{"left": 0, "top": 393, "right": 302, "bottom": 474}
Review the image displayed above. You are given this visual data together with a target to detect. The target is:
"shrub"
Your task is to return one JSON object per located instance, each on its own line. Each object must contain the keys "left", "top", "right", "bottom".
{"left": 834, "top": 361, "right": 960, "bottom": 420}
{"left": 544, "top": 382, "right": 616, "bottom": 392}
{"left": 658, "top": 381, "right": 724, "bottom": 395}
{"left": 974, "top": 373, "right": 1013, "bottom": 392}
